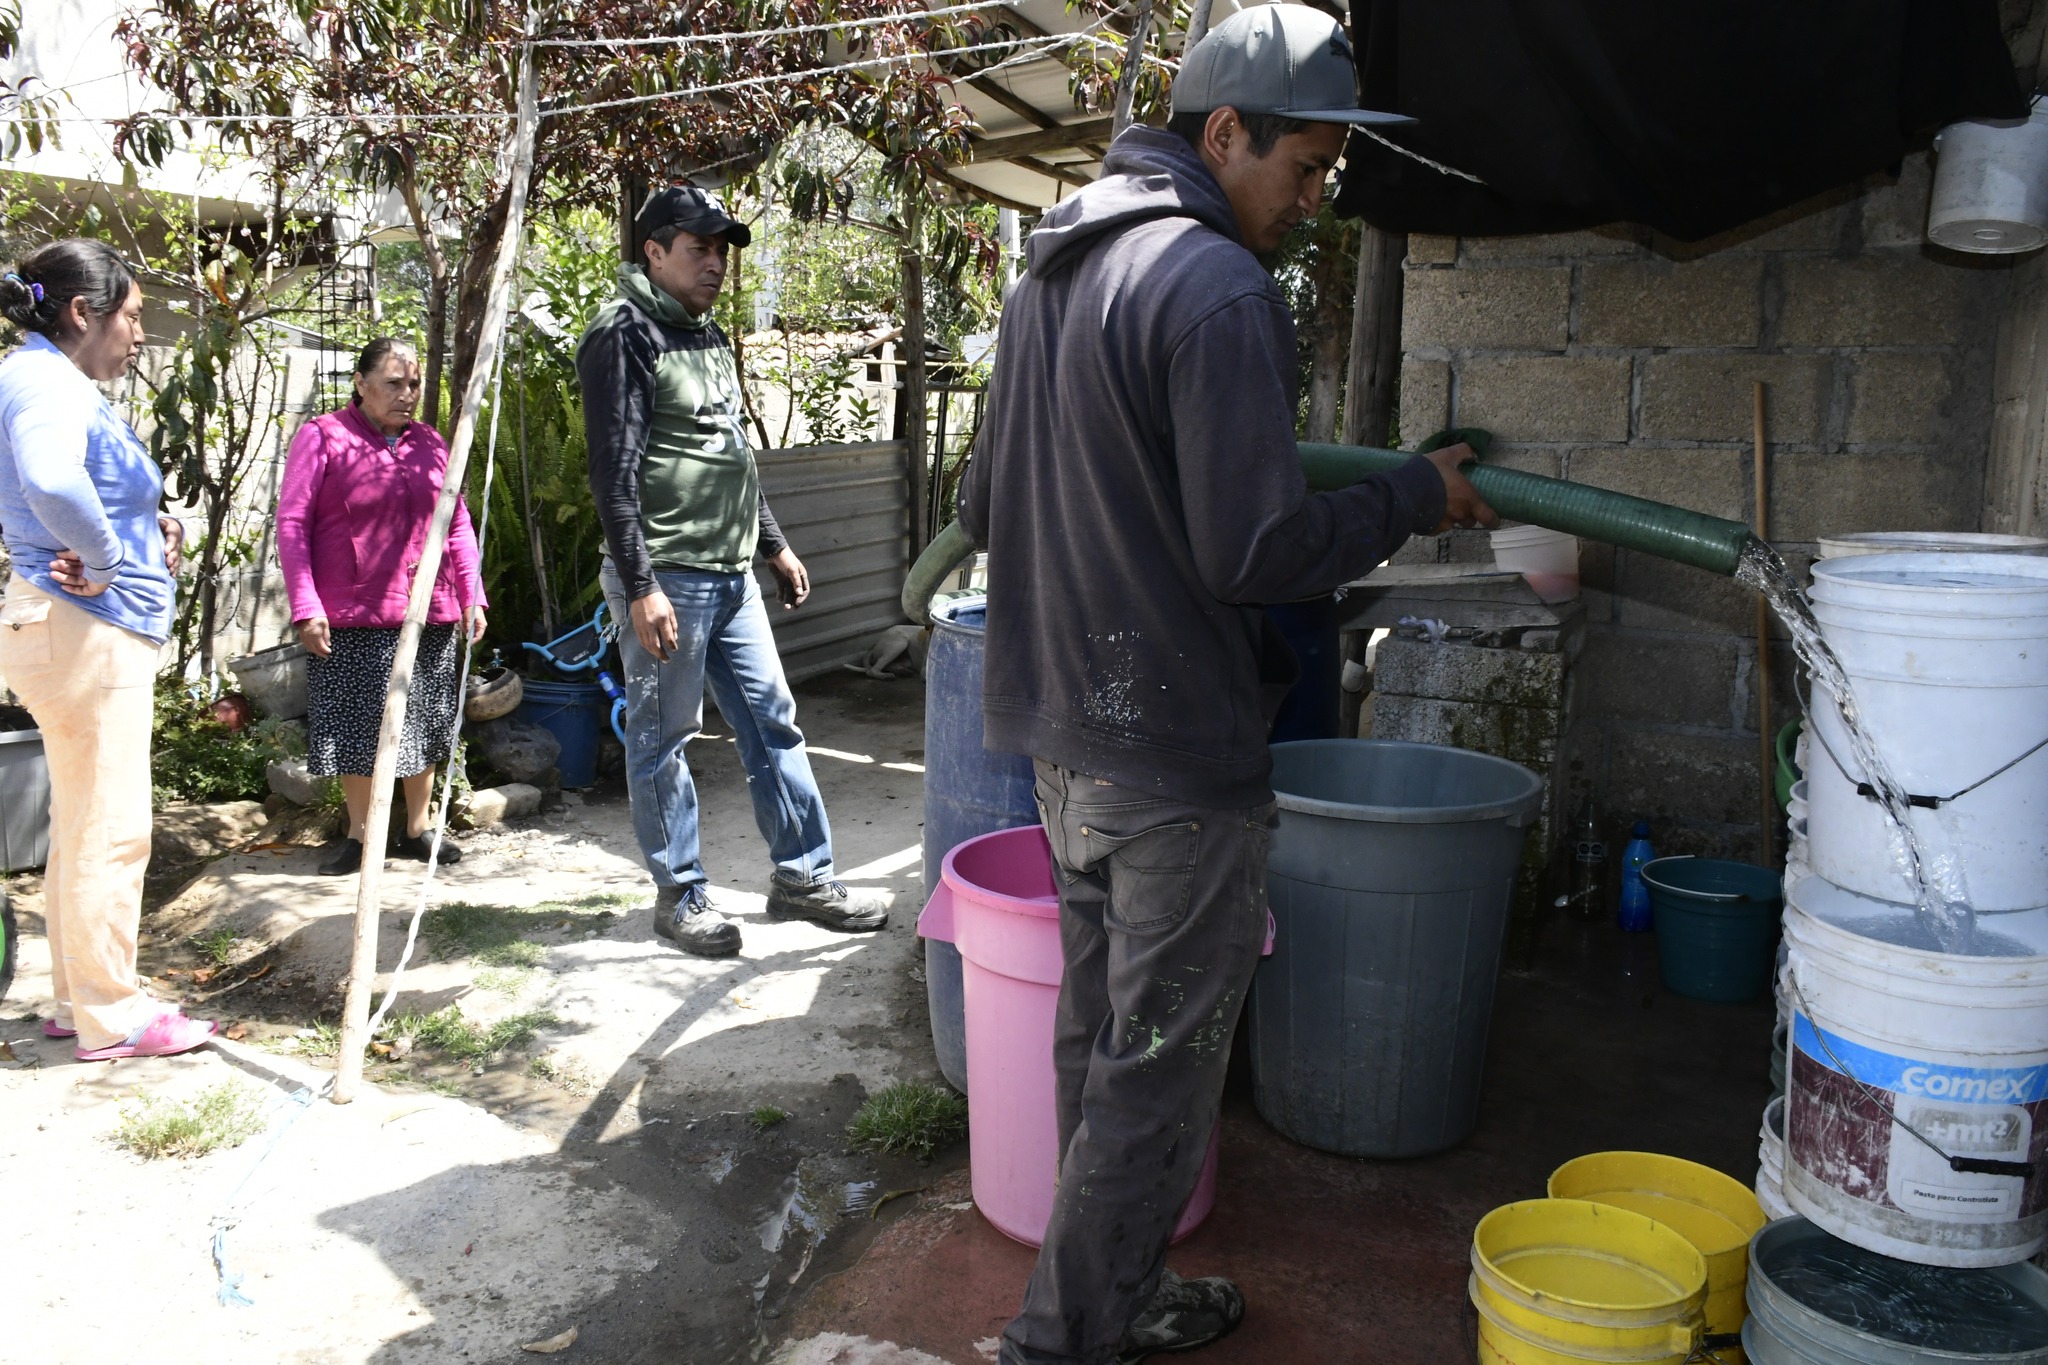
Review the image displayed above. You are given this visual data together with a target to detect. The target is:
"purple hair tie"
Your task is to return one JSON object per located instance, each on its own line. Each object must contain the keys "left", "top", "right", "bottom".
{"left": 3, "top": 272, "right": 41, "bottom": 303}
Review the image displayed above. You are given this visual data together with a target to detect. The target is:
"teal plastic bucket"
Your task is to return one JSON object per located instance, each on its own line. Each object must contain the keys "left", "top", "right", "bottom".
{"left": 1642, "top": 857, "right": 1782, "bottom": 1003}
{"left": 514, "top": 678, "right": 606, "bottom": 788}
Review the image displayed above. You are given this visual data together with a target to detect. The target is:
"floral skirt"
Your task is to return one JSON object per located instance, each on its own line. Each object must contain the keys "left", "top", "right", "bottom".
{"left": 305, "top": 625, "right": 460, "bottom": 777}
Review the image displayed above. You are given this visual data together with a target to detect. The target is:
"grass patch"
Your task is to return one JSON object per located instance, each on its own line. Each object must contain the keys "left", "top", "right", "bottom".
{"left": 115, "top": 1082, "right": 266, "bottom": 1160}
{"left": 421, "top": 893, "right": 636, "bottom": 967}
{"left": 846, "top": 1082, "right": 967, "bottom": 1161}
{"left": 190, "top": 927, "right": 242, "bottom": 967}
{"left": 475, "top": 965, "right": 534, "bottom": 995}
{"left": 269, "top": 1021, "right": 341, "bottom": 1058}
{"left": 387, "top": 1068, "right": 467, "bottom": 1098}
{"left": 385, "top": 1005, "right": 558, "bottom": 1062}
{"left": 750, "top": 1104, "right": 789, "bottom": 1131}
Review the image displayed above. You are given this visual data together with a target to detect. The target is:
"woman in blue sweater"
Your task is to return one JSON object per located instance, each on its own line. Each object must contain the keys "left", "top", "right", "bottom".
{"left": 0, "top": 240, "right": 213, "bottom": 1060}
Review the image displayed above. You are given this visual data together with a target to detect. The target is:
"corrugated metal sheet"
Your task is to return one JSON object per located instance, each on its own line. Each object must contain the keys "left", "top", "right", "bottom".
{"left": 752, "top": 440, "right": 912, "bottom": 682}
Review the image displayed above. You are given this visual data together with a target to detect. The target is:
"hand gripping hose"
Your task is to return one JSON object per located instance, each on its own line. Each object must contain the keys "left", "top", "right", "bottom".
{"left": 900, "top": 437, "right": 1758, "bottom": 625}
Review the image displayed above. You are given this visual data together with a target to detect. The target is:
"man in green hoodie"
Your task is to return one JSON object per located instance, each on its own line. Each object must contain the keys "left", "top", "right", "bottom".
{"left": 578, "top": 186, "right": 888, "bottom": 957}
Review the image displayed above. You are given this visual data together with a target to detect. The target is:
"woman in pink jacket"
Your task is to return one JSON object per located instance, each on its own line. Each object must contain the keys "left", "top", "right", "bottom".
{"left": 277, "top": 338, "right": 487, "bottom": 876}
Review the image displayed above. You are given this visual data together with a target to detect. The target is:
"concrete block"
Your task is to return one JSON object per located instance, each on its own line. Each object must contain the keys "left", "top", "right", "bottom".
{"left": 1567, "top": 446, "right": 1749, "bottom": 522}
{"left": 1860, "top": 152, "right": 1934, "bottom": 249}
{"left": 1577, "top": 630, "right": 1739, "bottom": 728}
{"left": 1778, "top": 255, "right": 1978, "bottom": 348}
{"left": 1481, "top": 444, "right": 1564, "bottom": 478}
{"left": 1368, "top": 693, "right": 1561, "bottom": 767}
{"left": 1727, "top": 198, "right": 1852, "bottom": 253}
{"left": 1461, "top": 228, "right": 1642, "bottom": 260}
{"left": 267, "top": 759, "right": 337, "bottom": 808}
{"left": 1639, "top": 353, "right": 1829, "bottom": 444}
{"left": 1456, "top": 356, "right": 1632, "bottom": 442}
{"left": 1844, "top": 351, "right": 1952, "bottom": 445}
{"left": 1407, "top": 234, "right": 1458, "bottom": 264}
{"left": 1374, "top": 637, "right": 1566, "bottom": 705}
{"left": 458, "top": 782, "right": 543, "bottom": 829}
{"left": 1612, "top": 548, "right": 1759, "bottom": 635}
{"left": 1577, "top": 258, "right": 1763, "bottom": 348}
{"left": 1397, "top": 357, "right": 1451, "bottom": 447}
{"left": 1403, "top": 267, "right": 1570, "bottom": 350}
{"left": 1766, "top": 451, "right": 1977, "bottom": 541}
{"left": 1607, "top": 728, "right": 1757, "bottom": 827}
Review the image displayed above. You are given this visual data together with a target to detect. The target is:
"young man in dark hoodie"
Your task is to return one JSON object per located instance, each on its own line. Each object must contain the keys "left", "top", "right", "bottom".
{"left": 958, "top": 8, "right": 1495, "bottom": 1362}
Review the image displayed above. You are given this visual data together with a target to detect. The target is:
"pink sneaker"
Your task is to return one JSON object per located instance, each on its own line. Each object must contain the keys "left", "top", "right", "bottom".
{"left": 42, "top": 1019, "right": 77, "bottom": 1039}
{"left": 75, "top": 1013, "right": 216, "bottom": 1061}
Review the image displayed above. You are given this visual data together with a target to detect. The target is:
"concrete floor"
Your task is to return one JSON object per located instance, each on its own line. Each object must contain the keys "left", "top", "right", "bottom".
{"left": 785, "top": 916, "right": 1776, "bottom": 1364}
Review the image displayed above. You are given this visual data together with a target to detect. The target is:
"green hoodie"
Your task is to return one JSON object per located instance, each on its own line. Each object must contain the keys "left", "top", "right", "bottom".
{"left": 576, "top": 266, "right": 786, "bottom": 594}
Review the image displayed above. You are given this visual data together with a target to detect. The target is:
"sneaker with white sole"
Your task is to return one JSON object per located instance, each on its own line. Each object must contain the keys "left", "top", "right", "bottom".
{"left": 652, "top": 884, "right": 741, "bottom": 958}
{"left": 765, "top": 879, "right": 888, "bottom": 932}
{"left": 1116, "top": 1269, "right": 1245, "bottom": 1363}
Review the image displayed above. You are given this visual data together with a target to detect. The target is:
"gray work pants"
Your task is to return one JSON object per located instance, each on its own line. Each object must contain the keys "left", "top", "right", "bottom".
{"left": 999, "top": 760, "right": 1276, "bottom": 1365}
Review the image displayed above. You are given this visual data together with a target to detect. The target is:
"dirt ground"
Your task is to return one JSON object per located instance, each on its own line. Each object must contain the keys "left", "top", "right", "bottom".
{"left": 0, "top": 671, "right": 962, "bottom": 1365}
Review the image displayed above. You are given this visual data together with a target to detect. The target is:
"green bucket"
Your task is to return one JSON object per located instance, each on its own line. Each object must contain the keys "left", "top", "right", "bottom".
{"left": 1773, "top": 719, "right": 1802, "bottom": 814}
{"left": 1642, "top": 857, "right": 1783, "bottom": 1003}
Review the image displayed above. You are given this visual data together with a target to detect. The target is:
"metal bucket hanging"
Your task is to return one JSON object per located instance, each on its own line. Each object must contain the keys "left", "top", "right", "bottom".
{"left": 1928, "top": 97, "right": 2048, "bottom": 255}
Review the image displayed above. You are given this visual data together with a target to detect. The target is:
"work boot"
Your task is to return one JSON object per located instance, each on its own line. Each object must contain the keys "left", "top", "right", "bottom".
{"left": 319, "top": 837, "right": 363, "bottom": 877}
{"left": 1116, "top": 1269, "right": 1246, "bottom": 1363}
{"left": 765, "top": 879, "right": 888, "bottom": 932}
{"left": 652, "top": 884, "right": 742, "bottom": 958}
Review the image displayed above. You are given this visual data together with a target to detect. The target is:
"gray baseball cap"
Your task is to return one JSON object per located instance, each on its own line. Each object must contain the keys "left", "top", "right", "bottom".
{"left": 1169, "top": 4, "right": 1414, "bottom": 128}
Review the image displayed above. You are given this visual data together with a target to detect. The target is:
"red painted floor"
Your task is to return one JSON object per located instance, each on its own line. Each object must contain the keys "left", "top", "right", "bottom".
{"left": 790, "top": 918, "right": 1775, "bottom": 1364}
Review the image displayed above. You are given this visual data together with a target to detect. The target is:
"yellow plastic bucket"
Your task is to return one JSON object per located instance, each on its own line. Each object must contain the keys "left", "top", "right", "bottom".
{"left": 1469, "top": 1199, "right": 1706, "bottom": 1365}
{"left": 1548, "top": 1152, "right": 1766, "bottom": 1361}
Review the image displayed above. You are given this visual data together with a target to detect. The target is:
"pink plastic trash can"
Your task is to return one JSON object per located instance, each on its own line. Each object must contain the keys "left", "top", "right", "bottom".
{"left": 920, "top": 824, "right": 1257, "bottom": 1247}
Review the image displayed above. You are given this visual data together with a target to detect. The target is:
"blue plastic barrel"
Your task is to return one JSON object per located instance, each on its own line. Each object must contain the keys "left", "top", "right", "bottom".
{"left": 923, "top": 597, "right": 1040, "bottom": 1093}
{"left": 1265, "top": 597, "right": 1342, "bottom": 743}
{"left": 515, "top": 678, "right": 606, "bottom": 788}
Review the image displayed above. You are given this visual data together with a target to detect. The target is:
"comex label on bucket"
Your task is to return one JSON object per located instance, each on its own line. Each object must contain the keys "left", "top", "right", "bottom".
{"left": 1793, "top": 1016, "right": 2048, "bottom": 1105}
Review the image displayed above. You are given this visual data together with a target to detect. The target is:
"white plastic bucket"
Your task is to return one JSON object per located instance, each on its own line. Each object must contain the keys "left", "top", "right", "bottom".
{"left": 1755, "top": 1097, "right": 1793, "bottom": 1222}
{"left": 1816, "top": 530, "right": 2048, "bottom": 560}
{"left": 1489, "top": 525, "right": 1580, "bottom": 603}
{"left": 1929, "top": 98, "right": 2048, "bottom": 255}
{"left": 1805, "top": 553, "right": 2048, "bottom": 912}
{"left": 1780, "top": 874, "right": 2048, "bottom": 1267}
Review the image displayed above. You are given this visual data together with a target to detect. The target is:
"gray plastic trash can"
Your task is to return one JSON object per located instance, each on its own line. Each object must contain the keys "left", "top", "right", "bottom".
{"left": 1248, "top": 740, "right": 1542, "bottom": 1158}
{"left": 0, "top": 728, "right": 52, "bottom": 873}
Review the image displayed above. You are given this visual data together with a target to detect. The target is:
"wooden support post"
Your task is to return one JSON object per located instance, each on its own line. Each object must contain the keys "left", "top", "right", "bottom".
{"left": 901, "top": 194, "right": 930, "bottom": 556}
{"left": 1754, "top": 381, "right": 1775, "bottom": 868}
{"left": 332, "top": 38, "right": 541, "bottom": 1105}
{"left": 1342, "top": 226, "right": 1405, "bottom": 448}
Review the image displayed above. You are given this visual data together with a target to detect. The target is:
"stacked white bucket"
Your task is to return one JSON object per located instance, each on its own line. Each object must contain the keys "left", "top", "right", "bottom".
{"left": 1771, "top": 546, "right": 2048, "bottom": 1270}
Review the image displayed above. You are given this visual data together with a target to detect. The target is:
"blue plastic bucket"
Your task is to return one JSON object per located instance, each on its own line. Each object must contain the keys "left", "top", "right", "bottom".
{"left": 1642, "top": 857, "right": 1782, "bottom": 1003}
{"left": 514, "top": 678, "right": 606, "bottom": 788}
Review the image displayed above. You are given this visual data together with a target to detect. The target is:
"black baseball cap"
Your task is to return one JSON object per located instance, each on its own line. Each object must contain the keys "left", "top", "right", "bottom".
{"left": 636, "top": 185, "right": 753, "bottom": 248}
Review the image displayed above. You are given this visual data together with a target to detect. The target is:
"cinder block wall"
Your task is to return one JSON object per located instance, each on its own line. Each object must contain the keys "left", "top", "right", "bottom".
{"left": 1392, "top": 155, "right": 2010, "bottom": 859}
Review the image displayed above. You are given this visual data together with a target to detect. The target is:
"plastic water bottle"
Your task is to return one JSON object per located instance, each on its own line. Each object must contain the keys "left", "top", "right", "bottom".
{"left": 1618, "top": 820, "right": 1655, "bottom": 932}
{"left": 1566, "top": 796, "right": 1606, "bottom": 922}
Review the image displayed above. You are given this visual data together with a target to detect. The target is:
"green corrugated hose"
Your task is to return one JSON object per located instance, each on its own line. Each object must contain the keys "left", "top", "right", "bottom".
{"left": 901, "top": 437, "right": 1757, "bottom": 624}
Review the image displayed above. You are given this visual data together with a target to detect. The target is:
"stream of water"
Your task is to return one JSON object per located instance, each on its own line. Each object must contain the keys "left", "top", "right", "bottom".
{"left": 1734, "top": 539, "right": 1977, "bottom": 955}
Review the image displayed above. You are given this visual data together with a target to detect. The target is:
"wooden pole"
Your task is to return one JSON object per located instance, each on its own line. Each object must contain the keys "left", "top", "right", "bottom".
{"left": 1754, "top": 381, "right": 1775, "bottom": 868}
{"left": 1341, "top": 227, "right": 1405, "bottom": 448}
{"left": 901, "top": 194, "right": 929, "bottom": 555}
{"left": 333, "top": 37, "right": 541, "bottom": 1104}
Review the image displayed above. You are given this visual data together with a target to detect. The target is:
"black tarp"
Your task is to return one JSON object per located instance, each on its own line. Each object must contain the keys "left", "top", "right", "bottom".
{"left": 1335, "top": 0, "right": 2029, "bottom": 240}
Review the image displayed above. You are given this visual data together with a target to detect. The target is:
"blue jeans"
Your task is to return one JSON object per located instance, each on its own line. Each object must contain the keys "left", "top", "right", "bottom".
{"left": 602, "top": 564, "right": 835, "bottom": 891}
